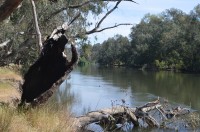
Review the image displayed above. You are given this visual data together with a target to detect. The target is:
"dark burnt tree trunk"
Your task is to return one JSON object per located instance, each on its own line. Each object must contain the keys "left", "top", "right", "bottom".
{"left": 19, "top": 33, "right": 78, "bottom": 106}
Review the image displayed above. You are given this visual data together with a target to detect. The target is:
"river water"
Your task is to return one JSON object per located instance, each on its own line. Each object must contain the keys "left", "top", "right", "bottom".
{"left": 52, "top": 65, "right": 200, "bottom": 116}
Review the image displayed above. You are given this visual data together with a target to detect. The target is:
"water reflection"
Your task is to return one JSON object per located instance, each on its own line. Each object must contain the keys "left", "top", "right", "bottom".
{"left": 49, "top": 79, "right": 77, "bottom": 111}
{"left": 80, "top": 66, "right": 200, "bottom": 110}
{"left": 52, "top": 65, "right": 200, "bottom": 115}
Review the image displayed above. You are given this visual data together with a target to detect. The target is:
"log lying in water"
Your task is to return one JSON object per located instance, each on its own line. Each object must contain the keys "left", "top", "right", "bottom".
{"left": 75, "top": 99, "right": 191, "bottom": 131}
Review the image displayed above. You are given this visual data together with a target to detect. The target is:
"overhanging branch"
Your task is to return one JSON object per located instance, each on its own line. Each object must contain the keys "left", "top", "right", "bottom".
{"left": 68, "top": 0, "right": 138, "bottom": 8}
{"left": 75, "top": 1, "right": 126, "bottom": 37}
{"left": 87, "top": 23, "right": 133, "bottom": 34}
{"left": 95, "top": 1, "right": 122, "bottom": 29}
{"left": 46, "top": 0, "right": 137, "bottom": 21}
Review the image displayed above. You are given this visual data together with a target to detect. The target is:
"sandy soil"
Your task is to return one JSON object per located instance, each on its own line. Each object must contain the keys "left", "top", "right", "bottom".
{"left": 0, "top": 67, "right": 22, "bottom": 104}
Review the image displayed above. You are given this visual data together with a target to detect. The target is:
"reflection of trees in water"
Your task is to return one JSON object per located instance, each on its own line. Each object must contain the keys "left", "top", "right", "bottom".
{"left": 49, "top": 79, "right": 77, "bottom": 111}
{"left": 78, "top": 66, "right": 200, "bottom": 110}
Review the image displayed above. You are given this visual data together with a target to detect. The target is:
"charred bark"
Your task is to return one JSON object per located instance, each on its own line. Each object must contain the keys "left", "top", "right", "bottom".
{"left": 19, "top": 34, "right": 78, "bottom": 106}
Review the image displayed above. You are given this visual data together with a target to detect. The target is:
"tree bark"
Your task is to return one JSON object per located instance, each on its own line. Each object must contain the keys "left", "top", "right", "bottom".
{"left": 19, "top": 33, "right": 78, "bottom": 106}
{"left": 0, "top": 0, "right": 23, "bottom": 22}
{"left": 30, "top": 0, "right": 43, "bottom": 51}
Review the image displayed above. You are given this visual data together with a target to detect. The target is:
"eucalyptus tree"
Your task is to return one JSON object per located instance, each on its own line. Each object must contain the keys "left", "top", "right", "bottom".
{"left": 129, "top": 5, "right": 200, "bottom": 71}
{"left": 0, "top": 0, "right": 135, "bottom": 70}
{"left": 130, "top": 14, "right": 165, "bottom": 66}
{"left": 93, "top": 34, "right": 130, "bottom": 65}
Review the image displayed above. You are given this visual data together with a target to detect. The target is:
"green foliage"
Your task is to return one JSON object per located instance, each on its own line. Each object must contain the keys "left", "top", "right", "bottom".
{"left": 92, "top": 35, "right": 130, "bottom": 66}
{"left": 129, "top": 5, "right": 200, "bottom": 72}
{"left": 90, "top": 4, "right": 200, "bottom": 72}
{"left": 155, "top": 60, "right": 167, "bottom": 69}
{"left": 80, "top": 43, "right": 93, "bottom": 60}
{"left": 78, "top": 56, "right": 90, "bottom": 66}
{"left": 78, "top": 43, "right": 93, "bottom": 65}
{"left": 0, "top": 0, "right": 107, "bottom": 70}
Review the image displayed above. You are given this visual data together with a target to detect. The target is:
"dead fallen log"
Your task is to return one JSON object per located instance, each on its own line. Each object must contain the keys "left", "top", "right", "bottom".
{"left": 74, "top": 99, "right": 193, "bottom": 131}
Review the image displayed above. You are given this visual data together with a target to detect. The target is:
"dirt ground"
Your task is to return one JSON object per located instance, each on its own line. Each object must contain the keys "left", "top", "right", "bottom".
{"left": 0, "top": 67, "right": 22, "bottom": 104}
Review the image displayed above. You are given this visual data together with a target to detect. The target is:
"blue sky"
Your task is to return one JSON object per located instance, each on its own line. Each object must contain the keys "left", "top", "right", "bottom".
{"left": 88, "top": 0, "right": 199, "bottom": 44}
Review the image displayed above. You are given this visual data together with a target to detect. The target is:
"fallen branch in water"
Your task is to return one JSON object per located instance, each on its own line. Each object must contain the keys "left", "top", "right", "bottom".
{"left": 74, "top": 99, "right": 193, "bottom": 131}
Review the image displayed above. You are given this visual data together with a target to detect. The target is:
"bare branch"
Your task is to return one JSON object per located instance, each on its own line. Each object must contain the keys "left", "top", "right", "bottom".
{"left": 85, "top": 1, "right": 122, "bottom": 35}
{"left": 67, "top": 12, "right": 81, "bottom": 26}
{"left": 0, "top": 40, "right": 11, "bottom": 48}
{"left": 102, "top": 0, "right": 138, "bottom": 4}
{"left": 86, "top": 23, "right": 133, "bottom": 34}
{"left": 30, "top": 0, "right": 43, "bottom": 51}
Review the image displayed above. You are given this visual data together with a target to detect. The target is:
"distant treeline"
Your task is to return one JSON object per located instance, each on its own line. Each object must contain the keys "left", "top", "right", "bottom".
{"left": 79, "top": 4, "right": 200, "bottom": 72}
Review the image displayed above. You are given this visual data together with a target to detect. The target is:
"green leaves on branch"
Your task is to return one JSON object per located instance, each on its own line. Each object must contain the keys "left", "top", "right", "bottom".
{"left": 91, "top": 4, "right": 200, "bottom": 72}
{"left": 129, "top": 5, "right": 200, "bottom": 72}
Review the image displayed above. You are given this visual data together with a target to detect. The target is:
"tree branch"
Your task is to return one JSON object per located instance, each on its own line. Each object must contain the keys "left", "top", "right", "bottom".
{"left": 0, "top": 40, "right": 11, "bottom": 48}
{"left": 0, "top": 0, "right": 23, "bottom": 22}
{"left": 30, "top": 0, "right": 43, "bottom": 51}
{"left": 45, "top": 0, "right": 137, "bottom": 21}
{"left": 86, "top": 23, "right": 133, "bottom": 34}
{"left": 49, "top": 12, "right": 80, "bottom": 40}
{"left": 68, "top": 0, "right": 137, "bottom": 9}
{"left": 96, "top": 1, "right": 122, "bottom": 29}
{"left": 102, "top": 0, "right": 138, "bottom": 3}
{"left": 75, "top": 1, "right": 126, "bottom": 37}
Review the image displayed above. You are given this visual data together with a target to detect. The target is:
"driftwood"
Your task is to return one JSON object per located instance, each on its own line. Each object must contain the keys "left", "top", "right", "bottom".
{"left": 75, "top": 99, "right": 192, "bottom": 131}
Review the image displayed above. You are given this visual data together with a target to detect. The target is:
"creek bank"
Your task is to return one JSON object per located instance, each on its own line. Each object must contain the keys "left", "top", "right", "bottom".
{"left": 0, "top": 66, "right": 22, "bottom": 106}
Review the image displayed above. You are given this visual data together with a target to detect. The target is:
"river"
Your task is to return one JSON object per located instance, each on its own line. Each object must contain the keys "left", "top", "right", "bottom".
{"left": 52, "top": 65, "right": 200, "bottom": 116}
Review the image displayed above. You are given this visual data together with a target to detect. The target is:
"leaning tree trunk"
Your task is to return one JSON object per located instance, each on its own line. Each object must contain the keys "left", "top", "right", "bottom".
{"left": 19, "top": 31, "right": 78, "bottom": 106}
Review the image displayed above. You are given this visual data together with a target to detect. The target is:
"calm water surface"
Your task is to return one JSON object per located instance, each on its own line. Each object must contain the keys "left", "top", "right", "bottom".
{"left": 53, "top": 65, "right": 200, "bottom": 115}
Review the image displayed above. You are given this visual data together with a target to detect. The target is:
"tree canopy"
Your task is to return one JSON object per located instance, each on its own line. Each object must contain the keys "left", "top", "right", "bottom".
{"left": 0, "top": 0, "right": 134, "bottom": 72}
{"left": 92, "top": 4, "right": 200, "bottom": 72}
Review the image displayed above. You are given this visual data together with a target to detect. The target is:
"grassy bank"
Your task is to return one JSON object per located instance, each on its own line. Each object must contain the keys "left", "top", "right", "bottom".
{"left": 0, "top": 81, "right": 20, "bottom": 103}
{"left": 0, "top": 67, "right": 75, "bottom": 131}
{"left": 0, "top": 105, "right": 75, "bottom": 132}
